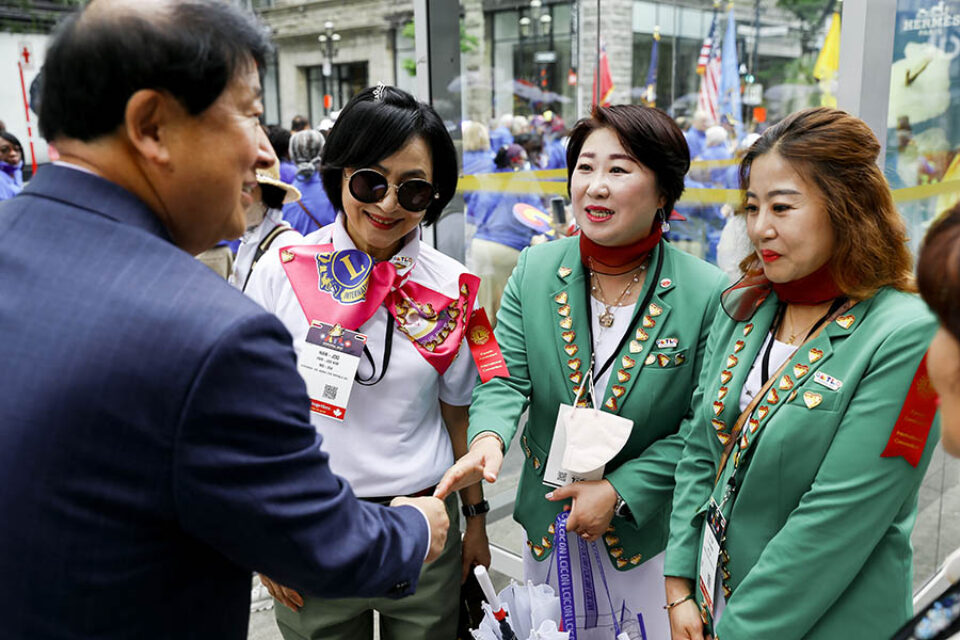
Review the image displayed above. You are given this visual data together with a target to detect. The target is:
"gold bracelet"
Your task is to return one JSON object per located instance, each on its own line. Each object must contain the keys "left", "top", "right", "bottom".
{"left": 471, "top": 431, "right": 505, "bottom": 452}
{"left": 664, "top": 593, "right": 695, "bottom": 610}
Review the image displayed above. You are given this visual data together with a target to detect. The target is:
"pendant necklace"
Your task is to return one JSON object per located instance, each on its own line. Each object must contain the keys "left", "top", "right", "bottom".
{"left": 590, "top": 261, "right": 647, "bottom": 328}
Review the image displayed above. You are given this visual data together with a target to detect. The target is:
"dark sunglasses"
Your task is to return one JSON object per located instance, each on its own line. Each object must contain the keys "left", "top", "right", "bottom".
{"left": 348, "top": 169, "right": 438, "bottom": 212}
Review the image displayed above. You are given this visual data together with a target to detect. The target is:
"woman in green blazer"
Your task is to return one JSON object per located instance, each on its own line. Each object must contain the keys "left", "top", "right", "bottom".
{"left": 664, "top": 108, "right": 941, "bottom": 640}
{"left": 437, "top": 105, "right": 726, "bottom": 637}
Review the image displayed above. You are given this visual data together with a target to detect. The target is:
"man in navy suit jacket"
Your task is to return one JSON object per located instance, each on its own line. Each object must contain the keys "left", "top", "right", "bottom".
{"left": 0, "top": 1, "right": 449, "bottom": 637}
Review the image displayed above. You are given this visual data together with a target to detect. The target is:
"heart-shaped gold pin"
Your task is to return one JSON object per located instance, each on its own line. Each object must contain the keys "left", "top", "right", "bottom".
{"left": 734, "top": 340, "right": 745, "bottom": 353}
{"left": 622, "top": 355, "right": 636, "bottom": 369}
{"left": 748, "top": 418, "right": 759, "bottom": 433}
{"left": 548, "top": 522, "right": 556, "bottom": 534}
{"left": 562, "top": 330, "right": 576, "bottom": 343}
{"left": 533, "top": 544, "right": 544, "bottom": 557}
{"left": 718, "top": 386, "right": 729, "bottom": 400}
{"left": 648, "top": 303, "right": 663, "bottom": 317}
{"left": 554, "top": 291, "right": 568, "bottom": 304}
{"left": 630, "top": 554, "right": 642, "bottom": 565}
{"left": 766, "top": 388, "right": 779, "bottom": 404}
{"left": 617, "top": 369, "right": 631, "bottom": 383}
{"left": 605, "top": 534, "right": 620, "bottom": 546}
{"left": 727, "top": 354, "right": 739, "bottom": 368}
{"left": 560, "top": 317, "right": 573, "bottom": 329}
{"left": 711, "top": 418, "right": 726, "bottom": 431}
{"left": 803, "top": 391, "right": 823, "bottom": 409}
{"left": 644, "top": 353, "right": 656, "bottom": 365}
{"left": 569, "top": 372, "right": 582, "bottom": 384}
{"left": 611, "top": 385, "right": 626, "bottom": 398}
{"left": 779, "top": 375, "right": 794, "bottom": 391}
{"left": 658, "top": 354, "right": 671, "bottom": 367}
{"left": 564, "top": 344, "right": 578, "bottom": 356}
{"left": 557, "top": 304, "right": 571, "bottom": 317}
{"left": 794, "top": 363, "right": 810, "bottom": 378}
{"left": 835, "top": 315, "right": 855, "bottom": 330}
{"left": 567, "top": 358, "right": 581, "bottom": 371}
{"left": 808, "top": 348, "right": 824, "bottom": 363}
{"left": 740, "top": 434, "right": 750, "bottom": 449}
{"left": 636, "top": 328, "right": 649, "bottom": 341}
{"left": 542, "top": 536, "right": 552, "bottom": 549}
{"left": 716, "top": 432, "right": 732, "bottom": 445}
{"left": 720, "top": 370, "right": 733, "bottom": 384}
{"left": 558, "top": 267, "right": 572, "bottom": 278}
{"left": 280, "top": 249, "right": 295, "bottom": 263}
{"left": 787, "top": 390, "right": 798, "bottom": 403}
{"left": 713, "top": 401, "right": 724, "bottom": 416}
{"left": 629, "top": 340, "right": 642, "bottom": 353}
{"left": 743, "top": 323, "right": 754, "bottom": 336}
{"left": 605, "top": 397, "right": 618, "bottom": 411}
{"left": 643, "top": 315, "right": 656, "bottom": 328}
{"left": 757, "top": 405, "right": 769, "bottom": 420}
{"left": 615, "top": 558, "right": 628, "bottom": 568}
{"left": 610, "top": 547, "right": 624, "bottom": 558}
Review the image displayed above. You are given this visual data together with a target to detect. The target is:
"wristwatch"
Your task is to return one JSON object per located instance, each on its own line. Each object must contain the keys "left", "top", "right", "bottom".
{"left": 461, "top": 500, "right": 490, "bottom": 518}
{"left": 614, "top": 495, "right": 632, "bottom": 519}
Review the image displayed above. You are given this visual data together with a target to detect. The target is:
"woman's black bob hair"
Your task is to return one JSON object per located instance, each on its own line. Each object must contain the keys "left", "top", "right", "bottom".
{"left": 320, "top": 85, "right": 458, "bottom": 226}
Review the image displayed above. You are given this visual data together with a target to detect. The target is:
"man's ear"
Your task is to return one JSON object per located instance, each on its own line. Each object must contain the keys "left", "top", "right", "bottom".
{"left": 123, "top": 89, "right": 177, "bottom": 167}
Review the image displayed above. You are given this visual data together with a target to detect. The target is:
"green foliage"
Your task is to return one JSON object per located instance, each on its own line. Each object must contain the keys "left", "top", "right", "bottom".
{"left": 400, "top": 19, "right": 479, "bottom": 76}
{"left": 776, "top": 0, "right": 830, "bottom": 24}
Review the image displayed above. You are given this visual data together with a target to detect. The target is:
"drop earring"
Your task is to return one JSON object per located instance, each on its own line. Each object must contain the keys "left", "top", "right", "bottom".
{"left": 658, "top": 208, "right": 670, "bottom": 233}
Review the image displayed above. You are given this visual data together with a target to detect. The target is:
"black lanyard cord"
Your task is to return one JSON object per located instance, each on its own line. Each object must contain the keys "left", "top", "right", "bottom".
{"left": 582, "top": 241, "right": 665, "bottom": 383}
{"left": 355, "top": 314, "right": 394, "bottom": 386}
{"left": 760, "top": 297, "right": 847, "bottom": 383}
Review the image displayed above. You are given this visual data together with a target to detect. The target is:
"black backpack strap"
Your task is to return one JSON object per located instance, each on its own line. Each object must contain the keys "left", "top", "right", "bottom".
{"left": 241, "top": 223, "right": 295, "bottom": 293}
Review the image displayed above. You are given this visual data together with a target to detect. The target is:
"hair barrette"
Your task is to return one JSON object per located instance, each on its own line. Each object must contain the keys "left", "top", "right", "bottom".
{"left": 373, "top": 82, "right": 386, "bottom": 102}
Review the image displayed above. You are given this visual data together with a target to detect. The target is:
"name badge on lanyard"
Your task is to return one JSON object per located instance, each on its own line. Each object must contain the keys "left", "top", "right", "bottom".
{"left": 298, "top": 321, "right": 366, "bottom": 422}
{"left": 698, "top": 497, "right": 727, "bottom": 619}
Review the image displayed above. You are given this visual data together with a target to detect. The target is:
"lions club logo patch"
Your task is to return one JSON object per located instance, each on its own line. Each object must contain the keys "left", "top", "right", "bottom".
{"left": 315, "top": 249, "right": 373, "bottom": 305}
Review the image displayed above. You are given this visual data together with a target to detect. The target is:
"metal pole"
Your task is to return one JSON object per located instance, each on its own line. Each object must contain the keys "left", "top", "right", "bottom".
{"left": 752, "top": 0, "right": 760, "bottom": 76}
{"left": 670, "top": 1, "right": 677, "bottom": 114}
{"left": 595, "top": 0, "right": 601, "bottom": 106}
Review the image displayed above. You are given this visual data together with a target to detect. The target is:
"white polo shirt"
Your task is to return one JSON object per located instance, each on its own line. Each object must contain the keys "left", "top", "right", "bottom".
{"left": 245, "top": 215, "right": 478, "bottom": 498}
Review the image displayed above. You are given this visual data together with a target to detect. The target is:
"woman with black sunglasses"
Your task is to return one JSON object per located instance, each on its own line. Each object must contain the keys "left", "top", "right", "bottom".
{"left": 244, "top": 85, "right": 490, "bottom": 640}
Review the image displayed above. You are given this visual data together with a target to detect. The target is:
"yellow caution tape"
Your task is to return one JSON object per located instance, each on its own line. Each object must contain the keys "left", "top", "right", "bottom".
{"left": 456, "top": 172, "right": 960, "bottom": 207}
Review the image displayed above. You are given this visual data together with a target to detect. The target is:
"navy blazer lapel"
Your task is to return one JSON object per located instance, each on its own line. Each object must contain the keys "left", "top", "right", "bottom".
{"left": 22, "top": 165, "right": 172, "bottom": 242}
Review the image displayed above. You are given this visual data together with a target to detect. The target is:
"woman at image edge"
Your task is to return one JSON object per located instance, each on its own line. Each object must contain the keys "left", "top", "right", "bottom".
{"left": 438, "top": 104, "right": 727, "bottom": 638}
{"left": 665, "top": 107, "right": 940, "bottom": 640}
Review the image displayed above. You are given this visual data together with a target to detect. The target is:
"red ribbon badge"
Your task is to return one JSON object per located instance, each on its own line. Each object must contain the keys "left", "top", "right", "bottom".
{"left": 466, "top": 308, "right": 510, "bottom": 383}
{"left": 881, "top": 354, "right": 939, "bottom": 467}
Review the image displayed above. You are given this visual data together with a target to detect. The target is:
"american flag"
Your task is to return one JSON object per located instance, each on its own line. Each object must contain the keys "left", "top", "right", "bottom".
{"left": 696, "top": 11, "right": 719, "bottom": 75}
{"left": 698, "top": 42, "right": 721, "bottom": 124}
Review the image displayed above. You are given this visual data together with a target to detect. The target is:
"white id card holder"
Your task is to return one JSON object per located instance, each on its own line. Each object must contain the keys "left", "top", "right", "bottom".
{"left": 543, "top": 370, "right": 632, "bottom": 488}
{"left": 698, "top": 497, "right": 727, "bottom": 618}
{"left": 298, "top": 321, "right": 366, "bottom": 422}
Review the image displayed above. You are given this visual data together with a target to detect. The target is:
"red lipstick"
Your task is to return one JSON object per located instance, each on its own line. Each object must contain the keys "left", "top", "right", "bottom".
{"left": 761, "top": 250, "right": 781, "bottom": 263}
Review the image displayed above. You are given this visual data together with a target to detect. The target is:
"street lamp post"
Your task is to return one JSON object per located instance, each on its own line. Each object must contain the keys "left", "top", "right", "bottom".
{"left": 317, "top": 20, "right": 341, "bottom": 78}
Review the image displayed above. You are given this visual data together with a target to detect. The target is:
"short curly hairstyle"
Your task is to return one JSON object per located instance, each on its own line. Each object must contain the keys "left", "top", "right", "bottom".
{"left": 565, "top": 105, "right": 690, "bottom": 216}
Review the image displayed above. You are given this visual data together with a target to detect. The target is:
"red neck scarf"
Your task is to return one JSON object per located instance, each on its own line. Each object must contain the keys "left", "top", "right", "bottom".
{"left": 771, "top": 262, "right": 844, "bottom": 305}
{"left": 579, "top": 225, "right": 662, "bottom": 274}
{"left": 722, "top": 262, "right": 844, "bottom": 321}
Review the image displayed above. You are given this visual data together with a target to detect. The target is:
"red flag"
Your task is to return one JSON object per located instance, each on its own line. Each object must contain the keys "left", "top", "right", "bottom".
{"left": 592, "top": 41, "right": 614, "bottom": 107}
{"left": 697, "top": 12, "right": 718, "bottom": 75}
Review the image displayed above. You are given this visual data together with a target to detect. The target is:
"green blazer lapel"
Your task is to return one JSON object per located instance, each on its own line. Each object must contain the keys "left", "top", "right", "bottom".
{"left": 550, "top": 244, "right": 592, "bottom": 405}
{"left": 601, "top": 243, "right": 674, "bottom": 413}
{"left": 708, "top": 295, "right": 780, "bottom": 446}
{"left": 733, "top": 295, "right": 876, "bottom": 455}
